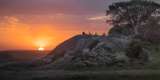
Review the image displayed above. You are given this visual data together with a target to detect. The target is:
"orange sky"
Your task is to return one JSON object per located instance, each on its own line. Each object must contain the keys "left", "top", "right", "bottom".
{"left": 0, "top": 0, "right": 116, "bottom": 51}
{"left": 0, "top": 16, "right": 111, "bottom": 50}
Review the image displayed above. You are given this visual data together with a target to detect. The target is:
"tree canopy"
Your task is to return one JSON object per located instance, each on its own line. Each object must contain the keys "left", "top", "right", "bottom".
{"left": 106, "top": 0, "right": 160, "bottom": 36}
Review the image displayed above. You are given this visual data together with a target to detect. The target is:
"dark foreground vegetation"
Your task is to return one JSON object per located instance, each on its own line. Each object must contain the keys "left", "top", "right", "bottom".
{"left": 1, "top": 69, "right": 160, "bottom": 80}
{"left": 0, "top": 50, "right": 48, "bottom": 62}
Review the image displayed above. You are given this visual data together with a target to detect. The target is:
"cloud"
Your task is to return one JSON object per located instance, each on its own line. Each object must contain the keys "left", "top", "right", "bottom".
{"left": 88, "top": 16, "right": 106, "bottom": 21}
{"left": 0, "top": 16, "right": 29, "bottom": 30}
{"left": 4, "top": 16, "right": 19, "bottom": 24}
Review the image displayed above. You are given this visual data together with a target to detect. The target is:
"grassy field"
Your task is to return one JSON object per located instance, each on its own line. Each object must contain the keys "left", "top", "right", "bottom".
{"left": 143, "top": 44, "right": 160, "bottom": 69}
{"left": 1, "top": 69, "right": 160, "bottom": 80}
{"left": 0, "top": 50, "right": 49, "bottom": 62}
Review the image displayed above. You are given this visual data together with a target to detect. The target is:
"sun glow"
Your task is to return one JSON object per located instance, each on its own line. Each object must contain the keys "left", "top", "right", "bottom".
{"left": 36, "top": 40, "right": 46, "bottom": 47}
{"left": 38, "top": 47, "right": 44, "bottom": 51}
{"left": 35, "top": 39, "right": 48, "bottom": 51}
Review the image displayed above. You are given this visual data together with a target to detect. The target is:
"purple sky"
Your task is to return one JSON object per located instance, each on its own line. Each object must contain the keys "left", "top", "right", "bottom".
{"left": 0, "top": 0, "right": 116, "bottom": 15}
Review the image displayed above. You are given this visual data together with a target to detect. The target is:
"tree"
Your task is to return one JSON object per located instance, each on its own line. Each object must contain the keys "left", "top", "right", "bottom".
{"left": 139, "top": 16, "right": 160, "bottom": 43}
{"left": 106, "top": 0, "right": 160, "bottom": 36}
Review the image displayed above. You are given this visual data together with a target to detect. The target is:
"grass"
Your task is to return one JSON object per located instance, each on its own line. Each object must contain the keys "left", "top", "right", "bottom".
{"left": 143, "top": 44, "right": 160, "bottom": 69}
{"left": 1, "top": 69, "right": 160, "bottom": 80}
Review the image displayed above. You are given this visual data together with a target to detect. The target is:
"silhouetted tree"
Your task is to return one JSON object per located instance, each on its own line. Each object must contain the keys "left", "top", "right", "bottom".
{"left": 82, "top": 32, "right": 86, "bottom": 35}
{"left": 102, "top": 33, "right": 106, "bottom": 36}
{"left": 94, "top": 32, "right": 98, "bottom": 36}
{"left": 88, "top": 32, "right": 92, "bottom": 36}
{"left": 139, "top": 16, "right": 160, "bottom": 43}
{"left": 106, "top": 0, "right": 160, "bottom": 36}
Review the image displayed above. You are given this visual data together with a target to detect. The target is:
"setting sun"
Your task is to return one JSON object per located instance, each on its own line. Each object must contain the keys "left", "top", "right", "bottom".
{"left": 38, "top": 47, "right": 44, "bottom": 51}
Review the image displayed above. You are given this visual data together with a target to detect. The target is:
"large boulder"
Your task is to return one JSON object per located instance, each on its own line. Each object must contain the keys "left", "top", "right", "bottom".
{"left": 42, "top": 35, "right": 102, "bottom": 64}
{"left": 90, "top": 37, "right": 130, "bottom": 66}
{"left": 40, "top": 34, "right": 151, "bottom": 69}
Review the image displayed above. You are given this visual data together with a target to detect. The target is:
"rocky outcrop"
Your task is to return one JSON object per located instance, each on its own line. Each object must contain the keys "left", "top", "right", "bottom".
{"left": 39, "top": 32, "right": 151, "bottom": 69}
{"left": 42, "top": 35, "right": 103, "bottom": 64}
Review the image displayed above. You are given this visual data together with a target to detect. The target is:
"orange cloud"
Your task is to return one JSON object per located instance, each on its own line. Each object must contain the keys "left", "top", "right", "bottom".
{"left": 88, "top": 16, "right": 106, "bottom": 21}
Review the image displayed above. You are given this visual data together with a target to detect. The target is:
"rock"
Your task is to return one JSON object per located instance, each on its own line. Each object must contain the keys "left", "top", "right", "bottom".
{"left": 90, "top": 37, "right": 130, "bottom": 66}
{"left": 42, "top": 35, "right": 101, "bottom": 64}
{"left": 39, "top": 33, "right": 151, "bottom": 69}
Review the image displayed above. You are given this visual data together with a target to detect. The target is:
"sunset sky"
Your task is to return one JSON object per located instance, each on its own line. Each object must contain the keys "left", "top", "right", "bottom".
{"left": 0, "top": 0, "right": 159, "bottom": 50}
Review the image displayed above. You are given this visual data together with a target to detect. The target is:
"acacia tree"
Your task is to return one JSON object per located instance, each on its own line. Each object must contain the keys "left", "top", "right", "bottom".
{"left": 106, "top": 0, "right": 160, "bottom": 36}
{"left": 139, "top": 16, "right": 160, "bottom": 43}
